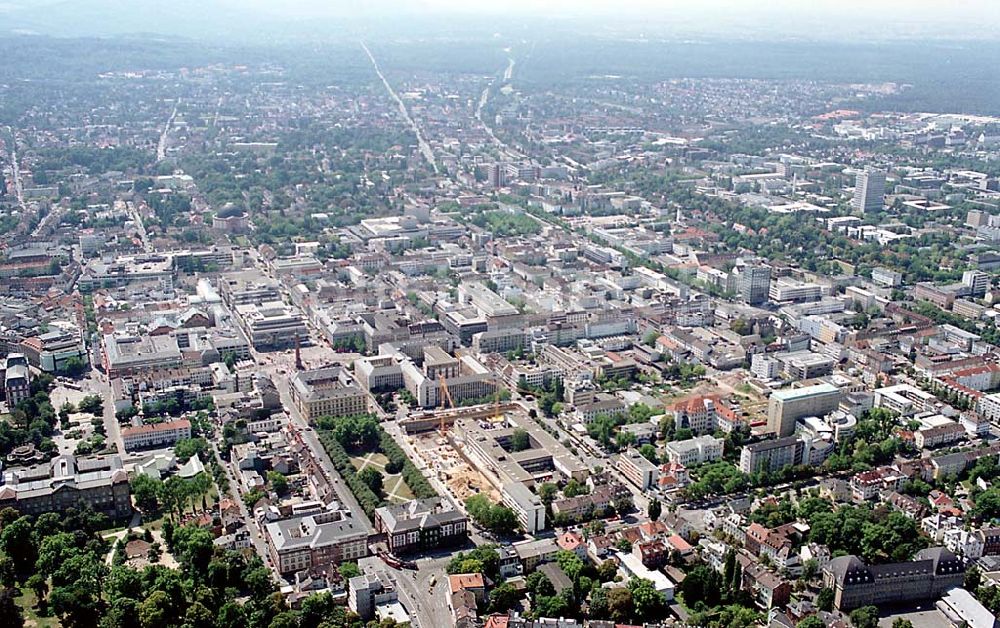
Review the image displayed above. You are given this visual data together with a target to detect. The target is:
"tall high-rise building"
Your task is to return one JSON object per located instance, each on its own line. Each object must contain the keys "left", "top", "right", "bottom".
{"left": 962, "top": 270, "right": 990, "bottom": 297}
{"left": 737, "top": 266, "right": 772, "bottom": 305}
{"left": 852, "top": 167, "right": 886, "bottom": 214}
{"left": 767, "top": 383, "right": 842, "bottom": 437}
{"left": 487, "top": 163, "right": 506, "bottom": 189}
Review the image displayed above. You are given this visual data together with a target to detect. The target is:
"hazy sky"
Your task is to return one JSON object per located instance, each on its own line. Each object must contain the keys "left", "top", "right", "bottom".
{"left": 231, "top": 0, "right": 1000, "bottom": 39}
{"left": 228, "top": 0, "right": 1000, "bottom": 21}
{"left": 2, "top": 0, "right": 999, "bottom": 41}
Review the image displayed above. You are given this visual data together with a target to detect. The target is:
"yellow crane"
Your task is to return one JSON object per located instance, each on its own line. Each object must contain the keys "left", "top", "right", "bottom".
{"left": 438, "top": 373, "right": 455, "bottom": 434}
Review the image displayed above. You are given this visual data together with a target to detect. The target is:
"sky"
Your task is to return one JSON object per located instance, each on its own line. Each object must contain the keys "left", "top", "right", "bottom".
{"left": 228, "top": 0, "right": 1000, "bottom": 23}
{"left": 1, "top": 0, "right": 998, "bottom": 41}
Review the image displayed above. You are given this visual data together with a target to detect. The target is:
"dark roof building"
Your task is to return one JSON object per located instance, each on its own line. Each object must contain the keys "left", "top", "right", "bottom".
{"left": 0, "top": 454, "right": 132, "bottom": 519}
{"left": 374, "top": 497, "right": 468, "bottom": 555}
{"left": 823, "top": 547, "right": 964, "bottom": 610}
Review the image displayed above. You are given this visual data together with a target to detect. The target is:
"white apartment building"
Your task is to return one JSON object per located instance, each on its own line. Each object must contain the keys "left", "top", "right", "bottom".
{"left": 663, "top": 435, "right": 725, "bottom": 466}
{"left": 616, "top": 448, "right": 658, "bottom": 490}
{"left": 121, "top": 419, "right": 192, "bottom": 452}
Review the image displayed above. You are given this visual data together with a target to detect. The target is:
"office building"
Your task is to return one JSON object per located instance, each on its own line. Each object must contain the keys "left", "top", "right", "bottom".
{"left": 400, "top": 353, "right": 497, "bottom": 409}
{"left": 423, "top": 346, "right": 460, "bottom": 379}
{"left": 233, "top": 301, "right": 309, "bottom": 350}
{"left": 264, "top": 511, "right": 369, "bottom": 574}
{"left": 872, "top": 267, "right": 903, "bottom": 288}
{"left": 769, "top": 278, "right": 823, "bottom": 304}
{"left": 353, "top": 355, "right": 405, "bottom": 393}
{"left": 218, "top": 275, "right": 281, "bottom": 308}
{"left": 617, "top": 448, "right": 659, "bottom": 490}
{"left": 502, "top": 481, "right": 546, "bottom": 534}
{"left": 751, "top": 354, "right": 781, "bottom": 380}
{"left": 875, "top": 383, "right": 938, "bottom": 416}
{"left": 670, "top": 395, "right": 720, "bottom": 434}
{"left": 102, "top": 334, "right": 183, "bottom": 377}
{"left": 487, "top": 163, "right": 506, "bottom": 189}
{"left": 767, "top": 383, "right": 842, "bottom": 437}
{"left": 777, "top": 351, "right": 836, "bottom": 380}
{"left": 19, "top": 330, "right": 87, "bottom": 373}
{"left": 374, "top": 497, "right": 469, "bottom": 555}
{"left": 853, "top": 167, "right": 886, "bottom": 214}
{"left": 348, "top": 574, "right": 398, "bottom": 621}
{"left": 963, "top": 270, "right": 990, "bottom": 298}
{"left": 663, "top": 435, "right": 725, "bottom": 466}
{"left": 290, "top": 366, "right": 368, "bottom": 421}
{"left": 737, "top": 266, "right": 772, "bottom": 305}
{"left": 472, "top": 328, "right": 528, "bottom": 355}
{"left": 4, "top": 354, "right": 31, "bottom": 408}
{"left": 121, "top": 419, "right": 192, "bottom": 452}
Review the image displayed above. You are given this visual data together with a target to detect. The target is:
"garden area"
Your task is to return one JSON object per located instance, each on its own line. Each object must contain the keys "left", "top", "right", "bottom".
{"left": 349, "top": 452, "right": 415, "bottom": 504}
{"left": 316, "top": 414, "right": 436, "bottom": 520}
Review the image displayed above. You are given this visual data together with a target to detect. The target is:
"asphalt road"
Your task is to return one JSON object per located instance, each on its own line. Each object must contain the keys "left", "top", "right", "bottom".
{"left": 211, "top": 441, "right": 282, "bottom": 580}
{"left": 80, "top": 370, "right": 126, "bottom": 455}
{"left": 268, "top": 368, "right": 375, "bottom": 535}
{"left": 359, "top": 552, "right": 453, "bottom": 628}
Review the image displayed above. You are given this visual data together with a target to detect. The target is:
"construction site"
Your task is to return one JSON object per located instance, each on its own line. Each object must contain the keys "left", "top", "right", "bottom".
{"left": 394, "top": 370, "right": 587, "bottom": 535}
{"left": 410, "top": 428, "right": 502, "bottom": 503}
{"left": 399, "top": 375, "right": 515, "bottom": 505}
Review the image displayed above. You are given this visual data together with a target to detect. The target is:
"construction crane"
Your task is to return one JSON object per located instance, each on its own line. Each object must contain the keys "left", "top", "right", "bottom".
{"left": 438, "top": 373, "right": 455, "bottom": 434}
{"left": 493, "top": 374, "right": 503, "bottom": 422}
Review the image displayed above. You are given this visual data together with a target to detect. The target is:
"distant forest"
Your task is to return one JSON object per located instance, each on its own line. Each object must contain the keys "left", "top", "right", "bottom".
{"left": 514, "top": 38, "right": 1000, "bottom": 116}
{"left": 0, "top": 35, "right": 997, "bottom": 116}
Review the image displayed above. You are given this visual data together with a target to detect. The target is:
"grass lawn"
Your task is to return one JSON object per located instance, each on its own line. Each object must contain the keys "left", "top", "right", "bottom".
{"left": 350, "top": 452, "right": 390, "bottom": 471}
{"left": 383, "top": 475, "right": 415, "bottom": 504}
{"left": 350, "top": 453, "right": 414, "bottom": 504}
{"left": 15, "top": 588, "right": 60, "bottom": 627}
{"left": 182, "top": 485, "right": 220, "bottom": 515}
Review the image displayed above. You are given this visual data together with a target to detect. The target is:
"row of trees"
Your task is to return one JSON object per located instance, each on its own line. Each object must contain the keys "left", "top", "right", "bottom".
{"left": 130, "top": 472, "right": 215, "bottom": 521}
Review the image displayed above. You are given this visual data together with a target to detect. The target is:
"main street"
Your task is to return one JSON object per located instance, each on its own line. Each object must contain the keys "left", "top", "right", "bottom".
{"left": 156, "top": 100, "right": 179, "bottom": 162}
{"left": 5, "top": 126, "right": 25, "bottom": 213}
{"left": 475, "top": 56, "right": 524, "bottom": 160}
{"left": 360, "top": 41, "right": 438, "bottom": 173}
{"left": 125, "top": 200, "right": 152, "bottom": 252}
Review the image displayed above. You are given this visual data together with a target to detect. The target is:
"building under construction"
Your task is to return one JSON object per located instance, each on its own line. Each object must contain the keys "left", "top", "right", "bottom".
{"left": 451, "top": 413, "right": 589, "bottom": 489}
{"left": 450, "top": 412, "right": 589, "bottom": 534}
{"left": 399, "top": 401, "right": 518, "bottom": 434}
